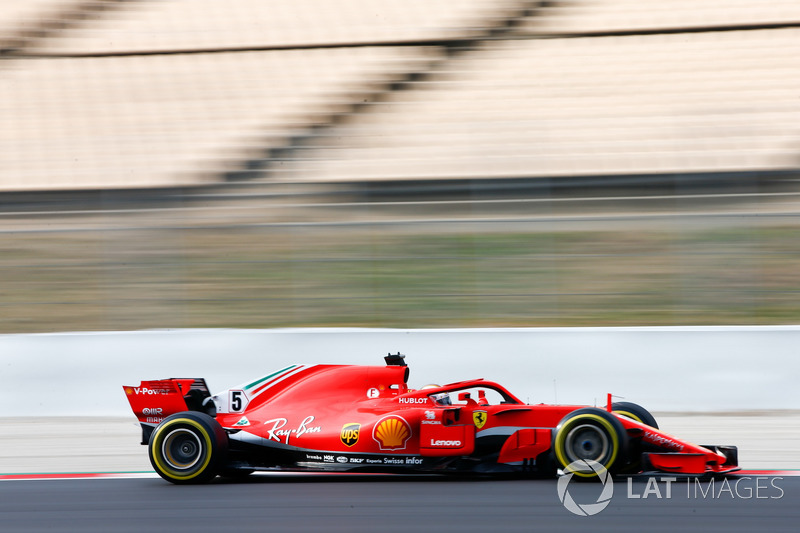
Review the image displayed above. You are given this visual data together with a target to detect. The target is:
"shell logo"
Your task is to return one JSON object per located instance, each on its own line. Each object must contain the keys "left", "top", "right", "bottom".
{"left": 372, "top": 415, "right": 412, "bottom": 451}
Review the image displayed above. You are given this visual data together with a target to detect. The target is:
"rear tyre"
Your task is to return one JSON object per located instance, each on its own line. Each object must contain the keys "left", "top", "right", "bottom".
{"left": 553, "top": 408, "right": 627, "bottom": 479}
{"left": 149, "top": 412, "right": 227, "bottom": 484}
{"left": 611, "top": 401, "right": 658, "bottom": 429}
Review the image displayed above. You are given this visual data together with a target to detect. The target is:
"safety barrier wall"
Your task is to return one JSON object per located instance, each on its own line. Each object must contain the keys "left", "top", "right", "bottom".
{"left": 1, "top": 326, "right": 797, "bottom": 417}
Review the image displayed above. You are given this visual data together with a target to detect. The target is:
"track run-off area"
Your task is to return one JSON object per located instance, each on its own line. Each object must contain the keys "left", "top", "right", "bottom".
{"left": 1, "top": 472, "right": 798, "bottom": 533}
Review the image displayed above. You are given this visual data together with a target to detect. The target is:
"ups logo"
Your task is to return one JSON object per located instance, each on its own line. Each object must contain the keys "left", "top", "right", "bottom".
{"left": 340, "top": 423, "right": 361, "bottom": 447}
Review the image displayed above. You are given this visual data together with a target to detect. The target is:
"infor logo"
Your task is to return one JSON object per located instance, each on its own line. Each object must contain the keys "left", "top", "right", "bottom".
{"left": 556, "top": 460, "right": 614, "bottom": 516}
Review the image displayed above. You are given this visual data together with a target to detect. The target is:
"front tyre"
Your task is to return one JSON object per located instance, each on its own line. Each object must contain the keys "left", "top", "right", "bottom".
{"left": 149, "top": 412, "right": 227, "bottom": 484}
{"left": 553, "top": 408, "right": 627, "bottom": 479}
{"left": 611, "top": 401, "right": 659, "bottom": 473}
{"left": 611, "top": 401, "right": 658, "bottom": 429}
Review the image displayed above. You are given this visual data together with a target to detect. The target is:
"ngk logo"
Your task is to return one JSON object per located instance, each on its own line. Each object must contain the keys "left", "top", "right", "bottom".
{"left": 142, "top": 408, "right": 163, "bottom": 415}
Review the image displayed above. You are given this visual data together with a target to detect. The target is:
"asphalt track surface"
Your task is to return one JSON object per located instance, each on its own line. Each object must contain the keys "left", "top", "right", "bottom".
{"left": 1, "top": 474, "right": 797, "bottom": 533}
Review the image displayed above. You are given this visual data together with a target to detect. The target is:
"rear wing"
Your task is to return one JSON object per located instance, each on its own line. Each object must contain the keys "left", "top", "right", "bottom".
{"left": 123, "top": 378, "right": 214, "bottom": 444}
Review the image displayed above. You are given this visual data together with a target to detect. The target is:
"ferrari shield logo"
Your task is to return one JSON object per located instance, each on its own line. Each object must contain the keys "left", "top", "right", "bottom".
{"left": 473, "top": 410, "right": 487, "bottom": 429}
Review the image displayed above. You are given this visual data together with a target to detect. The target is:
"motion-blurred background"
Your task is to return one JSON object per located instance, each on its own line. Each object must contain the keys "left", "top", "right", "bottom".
{"left": 1, "top": 0, "right": 799, "bottom": 333}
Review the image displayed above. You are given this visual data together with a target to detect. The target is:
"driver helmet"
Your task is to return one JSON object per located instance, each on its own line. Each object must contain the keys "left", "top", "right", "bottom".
{"left": 431, "top": 392, "right": 451, "bottom": 406}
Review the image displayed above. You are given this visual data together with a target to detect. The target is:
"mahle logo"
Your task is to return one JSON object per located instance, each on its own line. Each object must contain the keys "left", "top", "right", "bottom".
{"left": 557, "top": 460, "right": 614, "bottom": 516}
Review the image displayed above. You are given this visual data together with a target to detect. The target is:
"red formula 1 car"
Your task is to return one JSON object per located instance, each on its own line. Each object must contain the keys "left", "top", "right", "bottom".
{"left": 123, "top": 354, "right": 739, "bottom": 484}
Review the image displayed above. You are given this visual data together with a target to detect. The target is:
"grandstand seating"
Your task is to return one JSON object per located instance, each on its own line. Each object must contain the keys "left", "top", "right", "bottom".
{"left": 0, "top": 0, "right": 67, "bottom": 31}
{"left": 533, "top": 0, "right": 800, "bottom": 34}
{"left": 0, "top": 47, "right": 433, "bottom": 190}
{"left": 269, "top": 29, "right": 800, "bottom": 182}
{"left": 0, "top": 0, "right": 799, "bottom": 191}
{"left": 0, "top": 0, "right": 512, "bottom": 190}
{"left": 33, "top": 0, "right": 505, "bottom": 54}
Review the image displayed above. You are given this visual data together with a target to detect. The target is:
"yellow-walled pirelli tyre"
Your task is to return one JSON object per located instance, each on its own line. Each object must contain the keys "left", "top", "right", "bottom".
{"left": 553, "top": 408, "right": 627, "bottom": 479}
{"left": 611, "top": 401, "right": 658, "bottom": 473}
{"left": 149, "top": 412, "right": 228, "bottom": 484}
{"left": 611, "top": 401, "right": 658, "bottom": 429}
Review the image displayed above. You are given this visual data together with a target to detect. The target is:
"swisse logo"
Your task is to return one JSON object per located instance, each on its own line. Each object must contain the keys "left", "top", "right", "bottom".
{"left": 141, "top": 407, "right": 163, "bottom": 415}
{"left": 340, "top": 423, "right": 361, "bottom": 447}
{"left": 429, "top": 439, "right": 461, "bottom": 447}
{"left": 134, "top": 387, "right": 170, "bottom": 396}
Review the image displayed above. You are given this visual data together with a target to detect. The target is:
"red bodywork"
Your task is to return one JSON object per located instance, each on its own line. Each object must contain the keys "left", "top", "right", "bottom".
{"left": 124, "top": 358, "right": 739, "bottom": 477}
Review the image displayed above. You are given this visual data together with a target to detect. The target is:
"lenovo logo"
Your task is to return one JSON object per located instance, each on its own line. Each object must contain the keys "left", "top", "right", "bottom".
{"left": 429, "top": 439, "right": 462, "bottom": 447}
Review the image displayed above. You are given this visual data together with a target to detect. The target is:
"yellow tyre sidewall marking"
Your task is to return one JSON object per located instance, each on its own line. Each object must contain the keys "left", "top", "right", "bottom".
{"left": 554, "top": 413, "right": 619, "bottom": 478}
{"left": 613, "top": 410, "right": 643, "bottom": 424}
{"left": 151, "top": 418, "right": 214, "bottom": 481}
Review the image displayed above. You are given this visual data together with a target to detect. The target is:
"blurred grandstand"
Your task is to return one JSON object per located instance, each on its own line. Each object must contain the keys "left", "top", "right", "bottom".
{"left": 1, "top": 0, "right": 799, "bottom": 332}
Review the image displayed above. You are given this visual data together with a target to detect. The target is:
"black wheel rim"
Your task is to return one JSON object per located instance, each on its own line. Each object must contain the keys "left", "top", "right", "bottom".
{"left": 564, "top": 423, "right": 610, "bottom": 464}
{"left": 162, "top": 428, "right": 204, "bottom": 470}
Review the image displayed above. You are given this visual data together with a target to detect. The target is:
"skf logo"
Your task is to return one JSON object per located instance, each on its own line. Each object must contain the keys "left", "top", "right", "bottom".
{"left": 340, "top": 423, "right": 361, "bottom": 447}
{"left": 473, "top": 410, "right": 487, "bottom": 429}
{"left": 372, "top": 415, "right": 412, "bottom": 451}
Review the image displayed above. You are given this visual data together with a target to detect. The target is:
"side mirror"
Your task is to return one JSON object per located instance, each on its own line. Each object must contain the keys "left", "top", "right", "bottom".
{"left": 458, "top": 392, "right": 471, "bottom": 402}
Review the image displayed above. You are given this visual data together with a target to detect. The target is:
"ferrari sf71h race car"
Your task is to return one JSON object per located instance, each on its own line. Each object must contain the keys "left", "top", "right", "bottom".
{"left": 123, "top": 354, "right": 739, "bottom": 484}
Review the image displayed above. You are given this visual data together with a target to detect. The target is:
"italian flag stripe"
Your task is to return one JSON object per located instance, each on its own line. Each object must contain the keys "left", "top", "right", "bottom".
{"left": 244, "top": 365, "right": 297, "bottom": 391}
